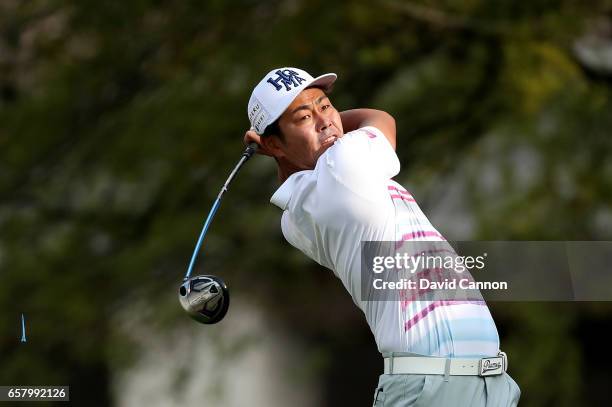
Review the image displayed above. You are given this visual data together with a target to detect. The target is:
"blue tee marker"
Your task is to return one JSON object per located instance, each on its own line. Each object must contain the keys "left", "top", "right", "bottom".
{"left": 20, "top": 314, "right": 27, "bottom": 343}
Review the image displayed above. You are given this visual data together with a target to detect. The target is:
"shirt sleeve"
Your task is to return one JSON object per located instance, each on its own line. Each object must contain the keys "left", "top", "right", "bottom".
{"left": 364, "top": 126, "right": 400, "bottom": 177}
{"left": 320, "top": 126, "right": 400, "bottom": 201}
{"left": 334, "top": 126, "right": 399, "bottom": 176}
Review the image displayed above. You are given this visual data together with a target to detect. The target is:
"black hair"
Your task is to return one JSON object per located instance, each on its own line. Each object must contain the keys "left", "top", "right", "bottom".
{"left": 262, "top": 118, "right": 283, "bottom": 141}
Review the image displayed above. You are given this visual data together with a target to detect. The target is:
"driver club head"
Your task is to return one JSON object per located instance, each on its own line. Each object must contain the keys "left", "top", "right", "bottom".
{"left": 178, "top": 275, "right": 230, "bottom": 324}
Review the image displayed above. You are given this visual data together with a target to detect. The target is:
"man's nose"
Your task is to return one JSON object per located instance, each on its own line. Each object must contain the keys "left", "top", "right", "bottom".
{"left": 315, "top": 111, "right": 330, "bottom": 132}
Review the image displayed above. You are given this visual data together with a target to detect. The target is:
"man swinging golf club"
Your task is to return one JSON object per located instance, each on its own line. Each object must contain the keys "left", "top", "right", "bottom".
{"left": 244, "top": 67, "right": 521, "bottom": 406}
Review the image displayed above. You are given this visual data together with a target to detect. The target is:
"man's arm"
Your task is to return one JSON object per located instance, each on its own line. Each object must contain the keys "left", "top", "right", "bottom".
{"left": 339, "top": 109, "right": 396, "bottom": 150}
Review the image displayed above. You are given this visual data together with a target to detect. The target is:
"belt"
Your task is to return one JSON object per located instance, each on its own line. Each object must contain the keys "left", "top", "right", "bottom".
{"left": 383, "top": 351, "right": 507, "bottom": 377}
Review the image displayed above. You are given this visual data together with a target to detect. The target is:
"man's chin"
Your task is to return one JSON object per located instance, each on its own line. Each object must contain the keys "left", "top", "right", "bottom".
{"left": 314, "top": 142, "right": 335, "bottom": 163}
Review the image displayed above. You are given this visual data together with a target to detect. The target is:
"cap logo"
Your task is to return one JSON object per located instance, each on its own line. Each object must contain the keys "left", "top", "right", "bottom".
{"left": 266, "top": 69, "right": 306, "bottom": 91}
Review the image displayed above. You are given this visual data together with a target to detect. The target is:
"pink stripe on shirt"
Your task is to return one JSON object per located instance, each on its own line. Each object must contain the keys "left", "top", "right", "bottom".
{"left": 388, "top": 185, "right": 413, "bottom": 197}
{"left": 399, "top": 267, "right": 446, "bottom": 308}
{"left": 364, "top": 129, "right": 377, "bottom": 139}
{"left": 389, "top": 194, "right": 416, "bottom": 202}
{"left": 395, "top": 231, "right": 446, "bottom": 249}
{"left": 400, "top": 231, "right": 446, "bottom": 241}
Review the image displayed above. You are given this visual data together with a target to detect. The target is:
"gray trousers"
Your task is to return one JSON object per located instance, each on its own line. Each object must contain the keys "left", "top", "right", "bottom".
{"left": 372, "top": 372, "right": 521, "bottom": 406}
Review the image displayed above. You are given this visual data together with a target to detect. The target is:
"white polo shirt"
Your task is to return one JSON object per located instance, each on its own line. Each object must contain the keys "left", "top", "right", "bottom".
{"left": 270, "top": 126, "right": 499, "bottom": 357}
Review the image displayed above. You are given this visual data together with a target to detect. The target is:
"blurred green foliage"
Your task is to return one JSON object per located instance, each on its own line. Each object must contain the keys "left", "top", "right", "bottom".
{"left": 2, "top": 0, "right": 612, "bottom": 405}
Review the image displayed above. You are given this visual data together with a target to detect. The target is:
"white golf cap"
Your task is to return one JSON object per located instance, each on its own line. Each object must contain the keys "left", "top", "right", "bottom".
{"left": 247, "top": 67, "right": 337, "bottom": 135}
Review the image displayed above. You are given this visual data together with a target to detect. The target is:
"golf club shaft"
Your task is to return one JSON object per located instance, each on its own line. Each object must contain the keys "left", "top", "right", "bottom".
{"left": 184, "top": 143, "right": 258, "bottom": 281}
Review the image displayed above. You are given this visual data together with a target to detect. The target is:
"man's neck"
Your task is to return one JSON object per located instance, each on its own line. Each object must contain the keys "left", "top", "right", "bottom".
{"left": 276, "top": 159, "right": 311, "bottom": 183}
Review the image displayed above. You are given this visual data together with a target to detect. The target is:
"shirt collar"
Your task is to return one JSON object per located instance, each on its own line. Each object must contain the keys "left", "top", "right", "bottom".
{"left": 270, "top": 171, "right": 308, "bottom": 210}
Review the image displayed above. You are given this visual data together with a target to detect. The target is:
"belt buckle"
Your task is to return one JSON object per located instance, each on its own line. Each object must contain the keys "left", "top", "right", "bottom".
{"left": 478, "top": 355, "right": 504, "bottom": 376}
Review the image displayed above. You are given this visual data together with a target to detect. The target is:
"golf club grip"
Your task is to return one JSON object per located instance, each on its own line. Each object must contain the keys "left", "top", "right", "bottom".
{"left": 242, "top": 142, "right": 258, "bottom": 158}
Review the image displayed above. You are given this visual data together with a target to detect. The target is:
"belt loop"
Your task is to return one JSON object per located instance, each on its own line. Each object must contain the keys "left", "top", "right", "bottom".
{"left": 499, "top": 351, "right": 508, "bottom": 372}
{"left": 443, "top": 358, "right": 451, "bottom": 382}
{"left": 389, "top": 352, "right": 394, "bottom": 374}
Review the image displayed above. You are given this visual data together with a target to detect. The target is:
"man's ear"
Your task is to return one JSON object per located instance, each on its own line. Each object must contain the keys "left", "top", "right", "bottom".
{"left": 244, "top": 129, "right": 284, "bottom": 158}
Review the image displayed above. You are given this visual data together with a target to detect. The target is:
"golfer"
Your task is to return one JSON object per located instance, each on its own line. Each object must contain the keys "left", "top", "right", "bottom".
{"left": 244, "top": 67, "right": 521, "bottom": 406}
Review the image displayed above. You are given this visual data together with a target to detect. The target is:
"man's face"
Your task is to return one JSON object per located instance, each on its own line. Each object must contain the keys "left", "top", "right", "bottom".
{"left": 273, "top": 87, "right": 344, "bottom": 170}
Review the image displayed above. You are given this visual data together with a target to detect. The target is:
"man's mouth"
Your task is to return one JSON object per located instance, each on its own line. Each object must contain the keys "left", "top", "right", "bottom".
{"left": 321, "top": 135, "right": 337, "bottom": 146}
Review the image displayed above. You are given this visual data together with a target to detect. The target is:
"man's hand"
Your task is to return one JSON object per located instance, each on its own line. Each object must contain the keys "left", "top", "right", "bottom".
{"left": 339, "top": 109, "right": 396, "bottom": 150}
{"left": 243, "top": 128, "right": 275, "bottom": 157}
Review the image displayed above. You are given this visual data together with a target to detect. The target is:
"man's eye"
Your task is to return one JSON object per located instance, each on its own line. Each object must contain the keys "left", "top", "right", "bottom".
{"left": 321, "top": 104, "right": 330, "bottom": 111}
{"left": 299, "top": 115, "right": 310, "bottom": 121}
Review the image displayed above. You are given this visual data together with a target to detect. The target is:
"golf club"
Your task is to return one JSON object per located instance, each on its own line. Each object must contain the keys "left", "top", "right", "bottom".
{"left": 178, "top": 142, "right": 258, "bottom": 324}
